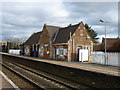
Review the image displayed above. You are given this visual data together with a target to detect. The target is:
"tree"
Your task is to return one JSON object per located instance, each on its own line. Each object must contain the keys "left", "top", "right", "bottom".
{"left": 84, "top": 23, "right": 99, "bottom": 44}
{"left": 3, "top": 36, "right": 27, "bottom": 49}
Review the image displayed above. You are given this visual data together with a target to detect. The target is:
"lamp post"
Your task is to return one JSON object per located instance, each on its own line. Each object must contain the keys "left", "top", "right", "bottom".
{"left": 100, "top": 20, "right": 108, "bottom": 65}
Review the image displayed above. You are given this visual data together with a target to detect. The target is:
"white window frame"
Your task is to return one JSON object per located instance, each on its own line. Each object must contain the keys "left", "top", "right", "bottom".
{"left": 56, "top": 48, "right": 59, "bottom": 55}
{"left": 59, "top": 46, "right": 64, "bottom": 56}
{"left": 63, "top": 49, "right": 68, "bottom": 56}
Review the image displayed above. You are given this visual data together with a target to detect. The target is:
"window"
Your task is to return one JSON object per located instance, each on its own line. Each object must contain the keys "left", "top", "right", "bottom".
{"left": 40, "top": 47, "right": 44, "bottom": 52}
{"left": 80, "top": 33, "right": 83, "bottom": 36}
{"left": 59, "top": 46, "right": 64, "bottom": 55}
{"left": 83, "top": 46, "right": 88, "bottom": 50}
{"left": 25, "top": 46, "right": 29, "bottom": 54}
{"left": 80, "top": 30, "right": 83, "bottom": 32}
{"left": 64, "top": 49, "right": 68, "bottom": 56}
{"left": 80, "top": 30, "right": 83, "bottom": 36}
{"left": 56, "top": 48, "right": 59, "bottom": 55}
{"left": 78, "top": 46, "right": 82, "bottom": 49}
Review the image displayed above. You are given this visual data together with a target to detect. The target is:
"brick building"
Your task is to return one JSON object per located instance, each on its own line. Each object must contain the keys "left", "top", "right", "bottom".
{"left": 93, "top": 37, "right": 120, "bottom": 52}
{"left": 53, "top": 22, "right": 93, "bottom": 61}
{"left": 0, "top": 42, "right": 7, "bottom": 52}
{"left": 23, "top": 31, "right": 42, "bottom": 57}
{"left": 38, "top": 24, "right": 60, "bottom": 58}
{"left": 23, "top": 21, "right": 93, "bottom": 61}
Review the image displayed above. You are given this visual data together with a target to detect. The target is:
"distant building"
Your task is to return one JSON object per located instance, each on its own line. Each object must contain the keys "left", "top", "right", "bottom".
{"left": 94, "top": 37, "right": 120, "bottom": 52}
{"left": 0, "top": 42, "right": 7, "bottom": 52}
{"left": 23, "top": 21, "right": 94, "bottom": 61}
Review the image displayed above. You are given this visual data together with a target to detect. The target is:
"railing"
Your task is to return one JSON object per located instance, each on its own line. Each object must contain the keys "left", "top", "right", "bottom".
{"left": 91, "top": 52, "right": 119, "bottom": 66}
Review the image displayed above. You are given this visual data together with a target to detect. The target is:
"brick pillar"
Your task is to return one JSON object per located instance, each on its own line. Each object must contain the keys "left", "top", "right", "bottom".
{"left": 68, "top": 40, "right": 72, "bottom": 62}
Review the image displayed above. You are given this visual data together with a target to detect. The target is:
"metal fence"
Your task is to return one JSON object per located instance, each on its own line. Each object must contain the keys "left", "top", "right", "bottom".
{"left": 91, "top": 52, "right": 119, "bottom": 66}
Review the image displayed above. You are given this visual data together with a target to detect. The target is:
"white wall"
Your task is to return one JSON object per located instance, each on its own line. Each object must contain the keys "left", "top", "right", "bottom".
{"left": 9, "top": 49, "right": 20, "bottom": 55}
{"left": 107, "top": 53, "right": 119, "bottom": 66}
{"left": 91, "top": 52, "right": 119, "bottom": 66}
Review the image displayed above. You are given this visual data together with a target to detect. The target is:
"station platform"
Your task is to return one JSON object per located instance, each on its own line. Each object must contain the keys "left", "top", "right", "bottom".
{"left": 30, "top": 56, "right": 119, "bottom": 76}
{"left": 0, "top": 71, "right": 19, "bottom": 90}
{"left": 59, "top": 61, "right": 119, "bottom": 76}
{"left": 1, "top": 76, "right": 14, "bottom": 89}
{"left": 1, "top": 52, "right": 120, "bottom": 77}
{"left": 26, "top": 57, "right": 120, "bottom": 76}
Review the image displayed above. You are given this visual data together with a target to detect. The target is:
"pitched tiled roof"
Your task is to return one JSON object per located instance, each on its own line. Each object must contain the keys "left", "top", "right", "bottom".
{"left": 94, "top": 37, "right": 120, "bottom": 52}
{"left": 24, "top": 31, "right": 42, "bottom": 45}
{"left": 102, "top": 38, "right": 120, "bottom": 45}
{"left": 53, "top": 23, "right": 80, "bottom": 44}
{"left": 45, "top": 25, "right": 61, "bottom": 40}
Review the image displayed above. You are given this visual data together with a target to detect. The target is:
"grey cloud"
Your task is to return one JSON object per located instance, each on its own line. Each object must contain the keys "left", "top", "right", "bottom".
{"left": 2, "top": 2, "right": 118, "bottom": 42}
{"left": 63, "top": 2, "right": 118, "bottom": 24}
{"left": 63, "top": 2, "right": 118, "bottom": 38}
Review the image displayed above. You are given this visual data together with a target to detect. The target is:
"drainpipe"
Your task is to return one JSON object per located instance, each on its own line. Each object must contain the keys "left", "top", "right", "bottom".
{"left": 69, "top": 32, "right": 72, "bottom": 62}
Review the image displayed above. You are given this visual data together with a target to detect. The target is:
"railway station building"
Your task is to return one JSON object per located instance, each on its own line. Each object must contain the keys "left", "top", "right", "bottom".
{"left": 22, "top": 21, "right": 93, "bottom": 61}
{"left": 52, "top": 22, "right": 93, "bottom": 61}
{"left": 23, "top": 24, "right": 60, "bottom": 58}
{"left": 23, "top": 31, "right": 42, "bottom": 57}
{"left": 38, "top": 24, "right": 60, "bottom": 58}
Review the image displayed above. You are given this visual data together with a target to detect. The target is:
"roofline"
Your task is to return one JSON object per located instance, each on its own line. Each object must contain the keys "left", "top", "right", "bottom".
{"left": 23, "top": 31, "right": 42, "bottom": 45}
{"left": 52, "top": 29, "right": 59, "bottom": 42}
{"left": 52, "top": 43, "right": 68, "bottom": 45}
{"left": 53, "top": 22, "right": 84, "bottom": 44}
{"left": 102, "top": 37, "right": 120, "bottom": 39}
{"left": 45, "top": 26, "right": 54, "bottom": 41}
{"left": 44, "top": 24, "right": 61, "bottom": 28}
{"left": 23, "top": 43, "right": 39, "bottom": 45}
{"left": 81, "top": 22, "right": 94, "bottom": 43}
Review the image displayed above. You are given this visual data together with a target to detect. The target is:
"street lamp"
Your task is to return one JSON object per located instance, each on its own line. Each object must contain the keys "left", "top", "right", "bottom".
{"left": 100, "top": 20, "right": 108, "bottom": 65}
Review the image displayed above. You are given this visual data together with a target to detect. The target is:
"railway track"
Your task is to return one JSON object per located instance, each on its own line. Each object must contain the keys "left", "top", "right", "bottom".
{"left": 2, "top": 61, "right": 72, "bottom": 89}
{"left": 1, "top": 64, "right": 42, "bottom": 89}
{"left": 2, "top": 59, "right": 96, "bottom": 89}
{"left": 2, "top": 53, "right": 119, "bottom": 89}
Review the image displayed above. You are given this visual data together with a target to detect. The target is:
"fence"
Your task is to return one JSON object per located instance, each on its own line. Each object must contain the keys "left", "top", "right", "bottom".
{"left": 91, "top": 52, "right": 119, "bottom": 66}
{"left": 9, "top": 49, "right": 20, "bottom": 55}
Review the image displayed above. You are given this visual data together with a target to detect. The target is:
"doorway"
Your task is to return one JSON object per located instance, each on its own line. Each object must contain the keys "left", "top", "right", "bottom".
{"left": 77, "top": 46, "right": 82, "bottom": 61}
{"left": 54, "top": 47, "right": 57, "bottom": 59}
{"left": 77, "top": 46, "right": 89, "bottom": 62}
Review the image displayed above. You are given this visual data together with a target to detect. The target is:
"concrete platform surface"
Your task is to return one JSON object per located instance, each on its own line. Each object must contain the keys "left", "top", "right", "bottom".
{"left": 2, "top": 75, "right": 14, "bottom": 89}
{"left": 0, "top": 71, "right": 20, "bottom": 90}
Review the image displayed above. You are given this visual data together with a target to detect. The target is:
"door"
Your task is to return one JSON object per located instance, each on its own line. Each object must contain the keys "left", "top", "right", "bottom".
{"left": 79, "top": 49, "right": 88, "bottom": 62}
{"left": 54, "top": 47, "right": 57, "bottom": 59}
{"left": 77, "top": 48, "right": 80, "bottom": 61}
{"left": 77, "top": 46, "right": 82, "bottom": 61}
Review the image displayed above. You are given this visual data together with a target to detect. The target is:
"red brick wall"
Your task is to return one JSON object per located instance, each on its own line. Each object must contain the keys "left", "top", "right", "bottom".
{"left": 68, "top": 23, "right": 93, "bottom": 61}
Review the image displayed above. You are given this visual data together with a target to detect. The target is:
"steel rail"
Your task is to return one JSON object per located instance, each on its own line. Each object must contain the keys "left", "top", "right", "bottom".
{"left": 2, "top": 53, "right": 119, "bottom": 88}
{"left": 1, "top": 63, "right": 46, "bottom": 89}
{"left": 1, "top": 61, "right": 73, "bottom": 89}
{"left": 3, "top": 61, "right": 95, "bottom": 89}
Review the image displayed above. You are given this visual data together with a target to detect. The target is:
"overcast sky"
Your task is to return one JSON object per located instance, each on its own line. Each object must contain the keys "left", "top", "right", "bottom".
{"left": 1, "top": 1, "right": 118, "bottom": 42}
